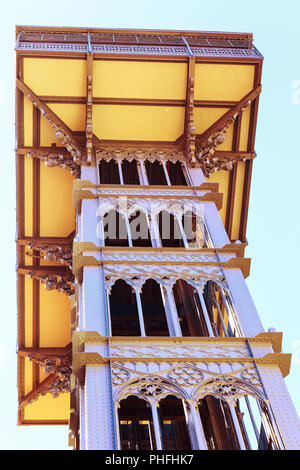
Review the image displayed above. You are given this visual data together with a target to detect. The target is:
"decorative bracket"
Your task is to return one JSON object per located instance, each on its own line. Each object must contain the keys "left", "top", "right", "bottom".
{"left": 16, "top": 78, "right": 82, "bottom": 161}
{"left": 23, "top": 148, "right": 80, "bottom": 177}
{"left": 19, "top": 351, "right": 72, "bottom": 407}
{"left": 194, "top": 85, "right": 261, "bottom": 174}
{"left": 27, "top": 271, "right": 75, "bottom": 296}
{"left": 26, "top": 241, "right": 73, "bottom": 268}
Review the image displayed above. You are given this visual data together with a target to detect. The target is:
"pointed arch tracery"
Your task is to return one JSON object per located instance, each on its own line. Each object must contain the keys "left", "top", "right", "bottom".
{"left": 112, "top": 364, "right": 266, "bottom": 409}
{"left": 193, "top": 372, "right": 266, "bottom": 406}
{"left": 114, "top": 373, "right": 189, "bottom": 406}
{"left": 105, "top": 273, "right": 226, "bottom": 295}
{"left": 105, "top": 274, "right": 226, "bottom": 295}
{"left": 96, "top": 198, "right": 205, "bottom": 224}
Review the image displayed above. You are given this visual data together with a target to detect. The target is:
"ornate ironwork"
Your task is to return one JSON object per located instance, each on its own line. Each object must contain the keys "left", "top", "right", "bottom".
{"left": 17, "top": 79, "right": 82, "bottom": 162}
{"left": 27, "top": 354, "right": 72, "bottom": 400}
{"left": 26, "top": 242, "right": 73, "bottom": 268}
{"left": 194, "top": 85, "right": 261, "bottom": 174}
{"left": 96, "top": 147, "right": 185, "bottom": 164}
{"left": 27, "top": 271, "right": 75, "bottom": 296}
{"left": 26, "top": 151, "right": 80, "bottom": 176}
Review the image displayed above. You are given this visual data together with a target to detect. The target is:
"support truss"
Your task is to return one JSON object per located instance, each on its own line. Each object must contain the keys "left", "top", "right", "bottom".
{"left": 194, "top": 85, "right": 261, "bottom": 174}
{"left": 18, "top": 345, "right": 72, "bottom": 407}
{"left": 16, "top": 78, "right": 82, "bottom": 162}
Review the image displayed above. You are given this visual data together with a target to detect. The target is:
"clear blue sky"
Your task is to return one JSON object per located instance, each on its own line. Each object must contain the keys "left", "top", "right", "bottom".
{"left": 0, "top": 0, "right": 299, "bottom": 450}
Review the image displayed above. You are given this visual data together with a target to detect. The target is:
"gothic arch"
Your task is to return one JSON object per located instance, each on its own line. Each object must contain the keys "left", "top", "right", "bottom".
{"left": 201, "top": 278, "right": 228, "bottom": 293}
{"left": 109, "top": 279, "right": 141, "bottom": 336}
{"left": 105, "top": 274, "right": 226, "bottom": 296}
{"left": 152, "top": 203, "right": 203, "bottom": 221}
{"left": 127, "top": 204, "right": 149, "bottom": 219}
{"left": 101, "top": 209, "right": 129, "bottom": 247}
{"left": 96, "top": 202, "right": 117, "bottom": 218}
{"left": 114, "top": 373, "right": 189, "bottom": 405}
{"left": 193, "top": 373, "right": 266, "bottom": 406}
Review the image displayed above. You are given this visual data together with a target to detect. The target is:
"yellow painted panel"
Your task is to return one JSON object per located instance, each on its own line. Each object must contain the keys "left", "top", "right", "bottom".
{"left": 194, "top": 64, "right": 255, "bottom": 101}
{"left": 24, "top": 58, "right": 86, "bottom": 96}
{"left": 24, "top": 275, "right": 33, "bottom": 348}
{"left": 239, "top": 106, "right": 251, "bottom": 151}
{"left": 213, "top": 307, "right": 218, "bottom": 323}
{"left": 47, "top": 103, "right": 86, "bottom": 131}
{"left": 40, "top": 164, "right": 75, "bottom": 237}
{"left": 40, "top": 117, "right": 62, "bottom": 146}
{"left": 194, "top": 107, "right": 233, "bottom": 150}
{"left": 231, "top": 161, "right": 246, "bottom": 240}
{"left": 207, "top": 170, "right": 229, "bottom": 224}
{"left": 25, "top": 252, "right": 33, "bottom": 266}
{"left": 194, "top": 107, "right": 229, "bottom": 134}
{"left": 39, "top": 366, "right": 50, "bottom": 383}
{"left": 39, "top": 288, "right": 71, "bottom": 347}
{"left": 93, "top": 105, "right": 185, "bottom": 141}
{"left": 24, "top": 96, "right": 33, "bottom": 146}
{"left": 24, "top": 156, "right": 33, "bottom": 237}
{"left": 24, "top": 393, "right": 70, "bottom": 421}
{"left": 224, "top": 310, "right": 229, "bottom": 330}
{"left": 93, "top": 60, "right": 188, "bottom": 99}
{"left": 24, "top": 356, "right": 33, "bottom": 395}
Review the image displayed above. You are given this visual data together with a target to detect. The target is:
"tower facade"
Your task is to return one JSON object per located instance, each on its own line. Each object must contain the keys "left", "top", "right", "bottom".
{"left": 15, "top": 26, "right": 300, "bottom": 450}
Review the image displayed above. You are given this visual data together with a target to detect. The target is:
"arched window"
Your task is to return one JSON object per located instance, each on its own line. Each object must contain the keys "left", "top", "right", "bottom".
{"left": 118, "top": 397, "right": 155, "bottom": 450}
{"left": 198, "top": 395, "right": 240, "bottom": 450}
{"left": 157, "top": 210, "right": 184, "bottom": 248}
{"left": 129, "top": 210, "right": 152, "bottom": 247}
{"left": 159, "top": 396, "right": 192, "bottom": 450}
{"left": 235, "top": 395, "right": 278, "bottom": 450}
{"left": 182, "top": 211, "right": 207, "bottom": 248}
{"left": 172, "top": 279, "right": 209, "bottom": 336}
{"left": 103, "top": 210, "right": 129, "bottom": 247}
{"left": 99, "top": 159, "right": 120, "bottom": 184}
{"left": 167, "top": 161, "right": 188, "bottom": 186}
{"left": 198, "top": 394, "right": 279, "bottom": 450}
{"left": 109, "top": 280, "right": 140, "bottom": 336}
{"left": 203, "top": 281, "right": 231, "bottom": 337}
{"left": 141, "top": 279, "right": 169, "bottom": 336}
{"left": 145, "top": 160, "right": 167, "bottom": 185}
{"left": 122, "top": 159, "right": 140, "bottom": 185}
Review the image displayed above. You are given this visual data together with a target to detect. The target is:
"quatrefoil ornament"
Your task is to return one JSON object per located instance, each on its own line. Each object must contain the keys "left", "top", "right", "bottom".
{"left": 241, "top": 369, "right": 261, "bottom": 386}
{"left": 168, "top": 365, "right": 204, "bottom": 386}
{"left": 214, "top": 377, "right": 239, "bottom": 397}
{"left": 111, "top": 367, "right": 130, "bottom": 385}
{"left": 139, "top": 383, "right": 163, "bottom": 397}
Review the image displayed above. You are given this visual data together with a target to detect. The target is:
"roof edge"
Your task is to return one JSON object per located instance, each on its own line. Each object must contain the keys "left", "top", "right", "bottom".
{"left": 15, "top": 25, "right": 253, "bottom": 41}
